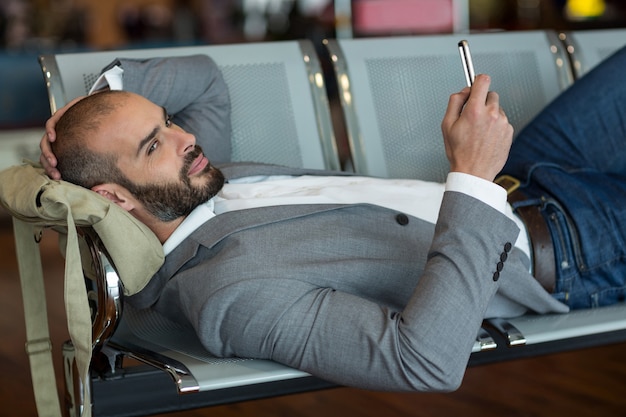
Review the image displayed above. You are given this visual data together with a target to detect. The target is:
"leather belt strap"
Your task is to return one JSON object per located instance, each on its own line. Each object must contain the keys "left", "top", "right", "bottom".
{"left": 495, "top": 175, "right": 556, "bottom": 293}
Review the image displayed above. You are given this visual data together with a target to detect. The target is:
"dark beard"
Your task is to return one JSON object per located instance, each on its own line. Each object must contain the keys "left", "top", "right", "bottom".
{"left": 125, "top": 146, "right": 225, "bottom": 222}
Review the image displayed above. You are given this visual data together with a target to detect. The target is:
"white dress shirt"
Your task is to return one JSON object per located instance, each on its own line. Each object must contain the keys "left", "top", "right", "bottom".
{"left": 163, "top": 172, "right": 531, "bottom": 262}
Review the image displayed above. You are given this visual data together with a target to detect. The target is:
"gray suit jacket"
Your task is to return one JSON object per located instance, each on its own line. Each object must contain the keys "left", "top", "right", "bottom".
{"left": 128, "top": 164, "right": 566, "bottom": 392}
{"left": 118, "top": 56, "right": 567, "bottom": 392}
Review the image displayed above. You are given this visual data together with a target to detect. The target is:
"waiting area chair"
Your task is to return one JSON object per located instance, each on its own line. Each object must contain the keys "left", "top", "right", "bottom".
{"left": 40, "top": 40, "right": 340, "bottom": 172}
{"left": 325, "top": 30, "right": 573, "bottom": 182}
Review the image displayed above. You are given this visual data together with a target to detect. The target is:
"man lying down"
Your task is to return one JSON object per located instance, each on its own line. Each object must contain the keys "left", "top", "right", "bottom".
{"left": 39, "top": 48, "right": 626, "bottom": 392}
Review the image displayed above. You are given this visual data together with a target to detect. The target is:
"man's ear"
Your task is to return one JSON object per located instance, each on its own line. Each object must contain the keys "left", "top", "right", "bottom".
{"left": 91, "top": 183, "right": 136, "bottom": 212}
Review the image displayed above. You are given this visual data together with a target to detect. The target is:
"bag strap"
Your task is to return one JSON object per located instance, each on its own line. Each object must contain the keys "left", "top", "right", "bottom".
{"left": 61, "top": 210, "right": 93, "bottom": 417}
{"left": 13, "top": 218, "right": 62, "bottom": 417}
{"left": 1, "top": 163, "right": 159, "bottom": 417}
{"left": 13, "top": 215, "right": 93, "bottom": 417}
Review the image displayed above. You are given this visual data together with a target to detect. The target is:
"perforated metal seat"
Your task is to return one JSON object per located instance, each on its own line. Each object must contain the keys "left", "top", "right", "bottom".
{"left": 326, "top": 31, "right": 572, "bottom": 181}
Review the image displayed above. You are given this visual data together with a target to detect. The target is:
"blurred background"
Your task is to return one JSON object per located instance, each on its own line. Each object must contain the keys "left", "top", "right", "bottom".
{"left": 3, "top": 0, "right": 626, "bottom": 51}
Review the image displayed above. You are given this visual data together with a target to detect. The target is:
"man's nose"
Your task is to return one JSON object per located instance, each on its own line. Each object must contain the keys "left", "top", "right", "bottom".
{"left": 171, "top": 129, "right": 196, "bottom": 155}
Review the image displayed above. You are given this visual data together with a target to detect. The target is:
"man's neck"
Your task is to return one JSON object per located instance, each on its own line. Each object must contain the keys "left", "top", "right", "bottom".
{"left": 136, "top": 213, "right": 186, "bottom": 244}
{"left": 155, "top": 220, "right": 185, "bottom": 243}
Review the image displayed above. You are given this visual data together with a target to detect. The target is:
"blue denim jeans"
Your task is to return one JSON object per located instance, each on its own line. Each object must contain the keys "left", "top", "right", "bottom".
{"left": 501, "top": 45, "right": 626, "bottom": 310}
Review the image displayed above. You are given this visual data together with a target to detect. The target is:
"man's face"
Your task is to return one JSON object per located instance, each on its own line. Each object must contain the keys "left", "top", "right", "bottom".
{"left": 123, "top": 144, "right": 225, "bottom": 221}
{"left": 91, "top": 93, "right": 225, "bottom": 221}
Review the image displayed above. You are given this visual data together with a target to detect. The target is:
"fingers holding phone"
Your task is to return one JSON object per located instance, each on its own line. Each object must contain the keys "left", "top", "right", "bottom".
{"left": 441, "top": 41, "right": 514, "bottom": 181}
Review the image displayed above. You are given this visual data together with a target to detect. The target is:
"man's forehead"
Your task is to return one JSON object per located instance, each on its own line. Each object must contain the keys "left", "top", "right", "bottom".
{"left": 96, "top": 93, "right": 160, "bottom": 128}
{"left": 93, "top": 94, "right": 164, "bottom": 154}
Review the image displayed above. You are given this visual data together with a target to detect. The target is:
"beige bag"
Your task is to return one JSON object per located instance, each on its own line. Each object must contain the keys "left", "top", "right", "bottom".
{"left": 0, "top": 162, "right": 164, "bottom": 417}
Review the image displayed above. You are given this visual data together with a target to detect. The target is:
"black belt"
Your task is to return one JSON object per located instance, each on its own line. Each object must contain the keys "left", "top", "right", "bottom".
{"left": 495, "top": 175, "right": 556, "bottom": 293}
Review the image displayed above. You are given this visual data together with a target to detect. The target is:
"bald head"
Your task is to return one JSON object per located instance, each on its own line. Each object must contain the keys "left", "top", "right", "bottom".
{"left": 51, "top": 89, "right": 225, "bottom": 234}
{"left": 53, "top": 90, "right": 132, "bottom": 188}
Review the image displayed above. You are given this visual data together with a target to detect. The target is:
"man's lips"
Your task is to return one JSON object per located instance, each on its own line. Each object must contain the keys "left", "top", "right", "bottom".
{"left": 188, "top": 154, "right": 209, "bottom": 176}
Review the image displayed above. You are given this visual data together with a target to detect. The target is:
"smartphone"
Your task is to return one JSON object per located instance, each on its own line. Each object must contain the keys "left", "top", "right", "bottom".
{"left": 458, "top": 40, "right": 476, "bottom": 87}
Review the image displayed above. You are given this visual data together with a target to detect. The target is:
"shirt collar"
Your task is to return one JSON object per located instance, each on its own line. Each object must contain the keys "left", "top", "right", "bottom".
{"left": 162, "top": 199, "right": 216, "bottom": 256}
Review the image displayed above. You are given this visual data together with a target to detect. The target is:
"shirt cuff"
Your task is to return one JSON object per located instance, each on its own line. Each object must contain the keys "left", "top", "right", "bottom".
{"left": 445, "top": 172, "right": 508, "bottom": 214}
{"left": 88, "top": 65, "right": 124, "bottom": 94}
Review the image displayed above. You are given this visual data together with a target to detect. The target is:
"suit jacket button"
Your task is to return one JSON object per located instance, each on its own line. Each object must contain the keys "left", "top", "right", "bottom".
{"left": 504, "top": 242, "right": 513, "bottom": 252}
{"left": 500, "top": 252, "right": 508, "bottom": 262}
{"left": 497, "top": 261, "right": 504, "bottom": 272}
{"left": 395, "top": 213, "right": 409, "bottom": 225}
{"left": 493, "top": 271, "right": 500, "bottom": 281}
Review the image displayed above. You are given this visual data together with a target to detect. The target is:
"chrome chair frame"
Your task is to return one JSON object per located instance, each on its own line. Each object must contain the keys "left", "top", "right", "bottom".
{"left": 559, "top": 28, "right": 626, "bottom": 78}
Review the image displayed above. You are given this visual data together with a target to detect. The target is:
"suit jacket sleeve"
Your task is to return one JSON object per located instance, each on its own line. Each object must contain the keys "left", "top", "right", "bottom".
{"left": 116, "top": 55, "right": 232, "bottom": 164}
{"left": 189, "top": 192, "right": 520, "bottom": 393}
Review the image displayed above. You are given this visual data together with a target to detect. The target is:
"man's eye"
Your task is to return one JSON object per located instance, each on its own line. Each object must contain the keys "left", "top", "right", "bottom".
{"left": 165, "top": 115, "right": 172, "bottom": 128}
{"left": 148, "top": 141, "right": 158, "bottom": 155}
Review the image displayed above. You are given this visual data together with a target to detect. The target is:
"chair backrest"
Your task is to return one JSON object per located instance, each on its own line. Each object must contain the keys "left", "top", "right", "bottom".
{"left": 326, "top": 30, "right": 573, "bottom": 182}
{"left": 39, "top": 41, "right": 340, "bottom": 171}
{"left": 561, "top": 28, "right": 626, "bottom": 78}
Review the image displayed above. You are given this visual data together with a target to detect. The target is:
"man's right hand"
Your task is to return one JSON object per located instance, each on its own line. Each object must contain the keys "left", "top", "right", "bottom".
{"left": 39, "top": 96, "right": 85, "bottom": 180}
{"left": 441, "top": 74, "right": 514, "bottom": 182}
